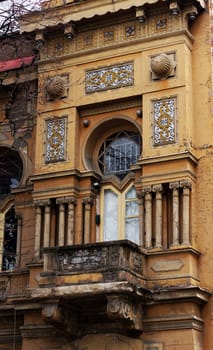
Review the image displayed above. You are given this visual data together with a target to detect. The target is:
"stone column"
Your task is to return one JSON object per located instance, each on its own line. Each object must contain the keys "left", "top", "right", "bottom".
{"left": 65, "top": 196, "right": 77, "bottom": 245}
{"left": 83, "top": 197, "right": 94, "bottom": 244}
{"left": 43, "top": 200, "right": 51, "bottom": 271}
{"left": 34, "top": 201, "right": 43, "bottom": 261}
{"left": 15, "top": 214, "right": 22, "bottom": 267}
{"left": 169, "top": 182, "right": 180, "bottom": 246}
{"left": 56, "top": 197, "right": 65, "bottom": 247}
{"left": 43, "top": 200, "right": 51, "bottom": 248}
{"left": 136, "top": 191, "right": 145, "bottom": 247}
{"left": 143, "top": 186, "right": 152, "bottom": 248}
{"left": 153, "top": 184, "right": 163, "bottom": 248}
{"left": 180, "top": 180, "right": 191, "bottom": 245}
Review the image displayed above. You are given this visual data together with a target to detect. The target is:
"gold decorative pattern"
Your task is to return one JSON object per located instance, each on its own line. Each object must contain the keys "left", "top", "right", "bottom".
{"left": 85, "top": 62, "right": 134, "bottom": 93}
{"left": 153, "top": 98, "right": 176, "bottom": 146}
{"left": 45, "top": 117, "right": 66, "bottom": 163}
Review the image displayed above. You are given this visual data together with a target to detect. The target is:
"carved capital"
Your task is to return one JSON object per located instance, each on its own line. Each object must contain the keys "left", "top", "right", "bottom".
{"left": 152, "top": 184, "right": 163, "bottom": 192}
{"left": 82, "top": 196, "right": 94, "bottom": 206}
{"left": 34, "top": 199, "right": 51, "bottom": 207}
{"left": 135, "top": 187, "right": 144, "bottom": 196}
{"left": 142, "top": 186, "right": 152, "bottom": 194}
{"left": 169, "top": 181, "right": 180, "bottom": 190}
{"left": 64, "top": 196, "right": 77, "bottom": 205}
{"left": 56, "top": 197, "right": 65, "bottom": 205}
{"left": 180, "top": 179, "right": 192, "bottom": 189}
{"left": 107, "top": 295, "right": 143, "bottom": 331}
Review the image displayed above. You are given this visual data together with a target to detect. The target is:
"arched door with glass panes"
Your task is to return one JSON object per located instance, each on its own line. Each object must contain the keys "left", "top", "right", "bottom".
{"left": 101, "top": 185, "right": 140, "bottom": 244}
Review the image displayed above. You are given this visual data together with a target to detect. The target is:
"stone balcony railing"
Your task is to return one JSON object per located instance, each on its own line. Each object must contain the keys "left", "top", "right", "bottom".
{"left": 40, "top": 240, "right": 145, "bottom": 287}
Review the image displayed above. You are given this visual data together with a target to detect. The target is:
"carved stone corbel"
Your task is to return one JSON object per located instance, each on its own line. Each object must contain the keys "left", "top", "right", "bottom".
{"left": 107, "top": 295, "right": 143, "bottom": 331}
{"left": 42, "top": 301, "right": 79, "bottom": 336}
{"left": 42, "top": 300, "right": 62, "bottom": 324}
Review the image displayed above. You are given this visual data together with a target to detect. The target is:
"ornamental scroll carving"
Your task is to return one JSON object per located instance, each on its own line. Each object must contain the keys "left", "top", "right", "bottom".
{"left": 107, "top": 295, "right": 143, "bottom": 331}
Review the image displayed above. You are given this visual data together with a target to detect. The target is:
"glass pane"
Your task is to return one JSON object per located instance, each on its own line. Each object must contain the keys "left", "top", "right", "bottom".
{"left": 125, "top": 186, "right": 140, "bottom": 244}
{"left": 125, "top": 217, "right": 140, "bottom": 245}
{"left": 104, "top": 189, "right": 118, "bottom": 241}
{"left": 126, "top": 200, "right": 139, "bottom": 217}
{"left": 125, "top": 186, "right": 136, "bottom": 199}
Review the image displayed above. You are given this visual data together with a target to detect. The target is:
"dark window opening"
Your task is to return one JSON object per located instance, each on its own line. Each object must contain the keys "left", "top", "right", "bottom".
{"left": 2, "top": 207, "right": 17, "bottom": 271}
{"left": 0, "top": 147, "right": 23, "bottom": 196}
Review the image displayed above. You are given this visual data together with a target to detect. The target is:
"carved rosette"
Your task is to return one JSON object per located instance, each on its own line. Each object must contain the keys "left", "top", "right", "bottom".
{"left": 46, "top": 76, "right": 66, "bottom": 100}
{"left": 151, "top": 53, "right": 176, "bottom": 80}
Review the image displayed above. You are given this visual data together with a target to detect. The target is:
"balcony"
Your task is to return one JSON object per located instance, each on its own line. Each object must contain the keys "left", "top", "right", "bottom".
{"left": 30, "top": 240, "right": 146, "bottom": 336}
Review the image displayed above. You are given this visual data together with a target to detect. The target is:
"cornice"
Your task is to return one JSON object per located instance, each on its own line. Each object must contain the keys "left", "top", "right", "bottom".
{"left": 139, "top": 151, "right": 198, "bottom": 166}
{"left": 79, "top": 96, "right": 142, "bottom": 117}
{"left": 143, "top": 314, "right": 204, "bottom": 332}
{"left": 20, "top": 0, "right": 206, "bottom": 33}
{"left": 30, "top": 169, "right": 100, "bottom": 182}
{"left": 140, "top": 286, "right": 211, "bottom": 305}
{"left": 144, "top": 246, "right": 201, "bottom": 257}
{"left": 20, "top": 324, "right": 57, "bottom": 338}
{"left": 30, "top": 281, "right": 136, "bottom": 300}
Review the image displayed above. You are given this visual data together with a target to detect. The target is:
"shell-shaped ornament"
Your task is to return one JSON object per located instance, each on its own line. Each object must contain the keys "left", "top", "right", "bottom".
{"left": 151, "top": 54, "right": 175, "bottom": 80}
{"left": 46, "top": 76, "right": 66, "bottom": 100}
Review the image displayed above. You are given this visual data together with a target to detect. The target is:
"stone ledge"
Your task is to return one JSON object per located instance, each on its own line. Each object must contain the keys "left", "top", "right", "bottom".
{"left": 143, "top": 314, "right": 204, "bottom": 332}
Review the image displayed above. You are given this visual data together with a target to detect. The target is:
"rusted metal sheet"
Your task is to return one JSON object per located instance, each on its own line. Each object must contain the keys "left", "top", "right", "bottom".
{"left": 0, "top": 56, "right": 35, "bottom": 73}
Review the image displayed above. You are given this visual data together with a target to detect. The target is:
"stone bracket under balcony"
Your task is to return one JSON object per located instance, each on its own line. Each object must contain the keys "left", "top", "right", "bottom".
{"left": 40, "top": 292, "right": 143, "bottom": 337}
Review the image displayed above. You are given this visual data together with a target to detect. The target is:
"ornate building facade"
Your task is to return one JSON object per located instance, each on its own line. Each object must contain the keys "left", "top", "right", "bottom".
{"left": 0, "top": 0, "right": 212, "bottom": 349}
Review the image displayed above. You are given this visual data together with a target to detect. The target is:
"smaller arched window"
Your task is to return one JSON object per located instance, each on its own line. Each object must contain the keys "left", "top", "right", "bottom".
{"left": 98, "top": 131, "right": 140, "bottom": 180}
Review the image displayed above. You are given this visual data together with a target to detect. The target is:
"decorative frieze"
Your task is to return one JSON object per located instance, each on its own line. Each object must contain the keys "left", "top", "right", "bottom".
{"left": 45, "top": 117, "right": 66, "bottom": 163}
{"left": 85, "top": 62, "right": 134, "bottom": 94}
{"left": 153, "top": 98, "right": 176, "bottom": 146}
{"left": 44, "top": 12, "right": 184, "bottom": 60}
